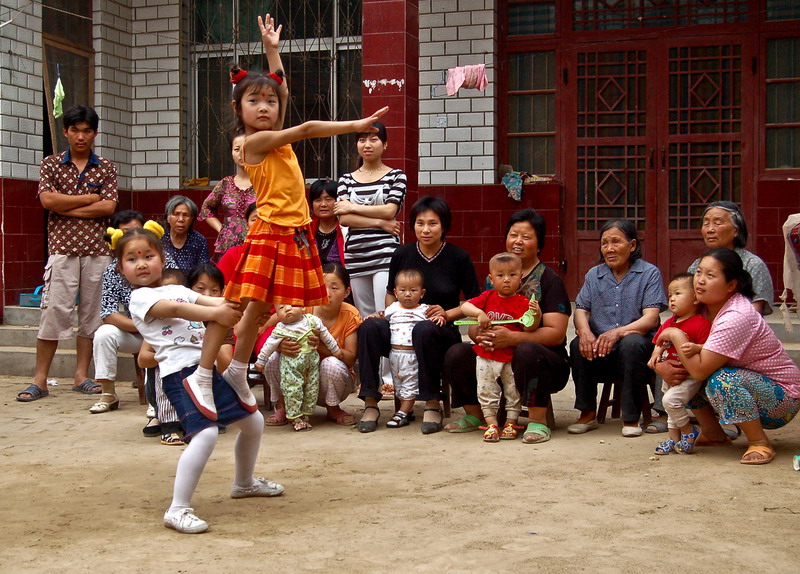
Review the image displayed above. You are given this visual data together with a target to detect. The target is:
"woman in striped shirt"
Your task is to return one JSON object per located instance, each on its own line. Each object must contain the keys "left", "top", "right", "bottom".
{"left": 335, "top": 121, "right": 405, "bottom": 318}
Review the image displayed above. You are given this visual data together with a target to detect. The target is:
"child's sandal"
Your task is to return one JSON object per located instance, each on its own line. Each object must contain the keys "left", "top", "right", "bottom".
{"left": 291, "top": 417, "right": 312, "bottom": 432}
{"left": 483, "top": 424, "right": 500, "bottom": 443}
{"left": 654, "top": 439, "right": 675, "bottom": 455}
{"left": 675, "top": 425, "right": 700, "bottom": 454}
{"left": 386, "top": 410, "right": 413, "bottom": 428}
{"left": 500, "top": 422, "right": 518, "bottom": 440}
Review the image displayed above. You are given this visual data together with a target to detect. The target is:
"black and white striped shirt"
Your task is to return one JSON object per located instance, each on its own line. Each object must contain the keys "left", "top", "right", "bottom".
{"left": 337, "top": 169, "right": 406, "bottom": 278}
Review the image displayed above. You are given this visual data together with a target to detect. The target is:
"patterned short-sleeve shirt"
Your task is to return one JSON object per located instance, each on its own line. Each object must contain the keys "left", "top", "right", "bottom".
{"left": 38, "top": 150, "right": 118, "bottom": 256}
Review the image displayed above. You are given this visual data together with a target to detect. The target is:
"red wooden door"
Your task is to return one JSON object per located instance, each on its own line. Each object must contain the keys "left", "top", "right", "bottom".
{"left": 563, "top": 35, "right": 754, "bottom": 295}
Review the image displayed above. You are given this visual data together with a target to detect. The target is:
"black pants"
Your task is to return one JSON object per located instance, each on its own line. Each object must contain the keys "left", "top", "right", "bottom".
{"left": 569, "top": 333, "right": 655, "bottom": 424}
{"left": 357, "top": 317, "right": 462, "bottom": 402}
{"left": 444, "top": 341, "right": 570, "bottom": 410}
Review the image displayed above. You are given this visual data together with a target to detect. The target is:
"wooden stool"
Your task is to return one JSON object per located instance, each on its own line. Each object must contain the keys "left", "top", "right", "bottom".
{"left": 597, "top": 378, "right": 653, "bottom": 425}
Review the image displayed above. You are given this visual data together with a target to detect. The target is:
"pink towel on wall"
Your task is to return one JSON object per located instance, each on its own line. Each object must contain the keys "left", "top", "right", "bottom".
{"left": 446, "top": 64, "right": 488, "bottom": 96}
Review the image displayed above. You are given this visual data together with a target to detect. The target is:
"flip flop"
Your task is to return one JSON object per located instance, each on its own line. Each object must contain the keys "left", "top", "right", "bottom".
{"left": 16, "top": 384, "right": 49, "bottom": 402}
{"left": 522, "top": 421, "right": 551, "bottom": 444}
{"left": 445, "top": 414, "right": 482, "bottom": 433}
{"left": 740, "top": 444, "right": 776, "bottom": 465}
{"left": 645, "top": 419, "right": 668, "bottom": 433}
{"left": 71, "top": 379, "right": 101, "bottom": 394}
{"left": 265, "top": 408, "right": 288, "bottom": 426}
{"left": 326, "top": 410, "right": 356, "bottom": 426}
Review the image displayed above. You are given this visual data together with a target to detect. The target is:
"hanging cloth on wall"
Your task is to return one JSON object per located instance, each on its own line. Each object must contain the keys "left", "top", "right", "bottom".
{"left": 446, "top": 64, "right": 488, "bottom": 96}
{"left": 53, "top": 63, "right": 65, "bottom": 118}
{"left": 780, "top": 213, "right": 800, "bottom": 333}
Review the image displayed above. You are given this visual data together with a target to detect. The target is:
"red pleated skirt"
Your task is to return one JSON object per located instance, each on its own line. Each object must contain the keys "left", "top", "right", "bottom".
{"left": 223, "top": 219, "right": 327, "bottom": 306}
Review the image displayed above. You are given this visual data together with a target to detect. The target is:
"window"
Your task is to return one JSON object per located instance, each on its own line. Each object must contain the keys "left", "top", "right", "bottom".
{"left": 766, "top": 38, "right": 800, "bottom": 169}
{"left": 507, "top": 51, "right": 556, "bottom": 176}
{"left": 767, "top": 0, "right": 800, "bottom": 21}
{"left": 508, "top": 1, "right": 555, "bottom": 35}
{"left": 189, "top": 1, "right": 362, "bottom": 181}
{"left": 572, "top": 0, "right": 748, "bottom": 31}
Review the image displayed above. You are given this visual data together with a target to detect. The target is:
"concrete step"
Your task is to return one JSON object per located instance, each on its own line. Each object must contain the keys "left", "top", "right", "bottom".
{"left": 2, "top": 305, "right": 72, "bottom": 327}
{"left": 0, "top": 346, "right": 138, "bottom": 380}
{"left": 0, "top": 324, "right": 77, "bottom": 349}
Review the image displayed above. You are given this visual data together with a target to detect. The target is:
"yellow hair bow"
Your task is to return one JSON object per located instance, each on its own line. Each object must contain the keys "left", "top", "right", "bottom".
{"left": 143, "top": 220, "right": 165, "bottom": 239}
{"left": 106, "top": 227, "right": 124, "bottom": 251}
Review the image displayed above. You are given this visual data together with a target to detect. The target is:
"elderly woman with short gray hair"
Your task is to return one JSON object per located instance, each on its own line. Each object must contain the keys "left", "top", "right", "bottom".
{"left": 687, "top": 201, "right": 773, "bottom": 316}
{"left": 162, "top": 195, "right": 210, "bottom": 276}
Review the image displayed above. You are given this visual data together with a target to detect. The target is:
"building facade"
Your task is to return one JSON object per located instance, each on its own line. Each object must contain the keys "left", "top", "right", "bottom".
{"left": 1, "top": 0, "right": 799, "bottom": 317}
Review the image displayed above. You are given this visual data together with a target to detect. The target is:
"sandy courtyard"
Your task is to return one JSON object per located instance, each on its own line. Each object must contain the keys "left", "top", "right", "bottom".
{"left": 1, "top": 375, "right": 799, "bottom": 573}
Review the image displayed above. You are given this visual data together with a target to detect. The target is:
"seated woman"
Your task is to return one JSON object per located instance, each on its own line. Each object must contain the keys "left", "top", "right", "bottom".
{"left": 656, "top": 248, "right": 800, "bottom": 464}
{"left": 356, "top": 196, "right": 481, "bottom": 434}
{"left": 161, "top": 195, "right": 210, "bottom": 276}
{"left": 443, "top": 208, "right": 572, "bottom": 443}
{"left": 569, "top": 218, "right": 668, "bottom": 438}
{"left": 688, "top": 201, "right": 773, "bottom": 315}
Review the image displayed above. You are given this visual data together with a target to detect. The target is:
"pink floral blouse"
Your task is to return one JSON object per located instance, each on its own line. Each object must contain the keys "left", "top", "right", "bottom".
{"left": 198, "top": 175, "right": 256, "bottom": 259}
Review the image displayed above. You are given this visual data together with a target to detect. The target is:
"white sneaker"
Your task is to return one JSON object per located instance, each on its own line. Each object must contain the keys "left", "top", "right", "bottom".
{"left": 222, "top": 369, "right": 258, "bottom": 413}
{"left": 182, "top": 375, "right": 218, "bottom": 421}
{"left": 231, "top": 477, "right": 285, "bottom": 499}
{"left": 163, "top": 507, "right": 208, "bottom": 534}
{"left": 622, "top": 425, "right": 644, "bottom": 437}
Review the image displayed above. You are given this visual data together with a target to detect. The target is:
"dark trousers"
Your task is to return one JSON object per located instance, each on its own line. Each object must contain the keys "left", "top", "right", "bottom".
{"left": 444, "top": 341, "right": 570, "bottom": 409}
{"left": 569, "top": 333, "right": 655, "bottom": 424}
{"left": 357, "top": 317, "right": 461, "bottom": 402}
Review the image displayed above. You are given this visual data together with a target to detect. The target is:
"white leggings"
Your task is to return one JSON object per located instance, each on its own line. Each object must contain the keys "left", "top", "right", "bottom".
{"left": 167, "top": 410, "right": 264, "bottom": 513}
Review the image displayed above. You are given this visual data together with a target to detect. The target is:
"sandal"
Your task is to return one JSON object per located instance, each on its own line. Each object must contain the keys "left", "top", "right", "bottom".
{"left": 89, "top": 393, "right": 120, "bottom": 414}
{"left": 645, "top": 419, "right": 668, "bottom": 434}
{"left": 16, "top": 384, "right": 49, "bottom": 402}
{"left": 265, "top": 408, "right": 288, "bottom": 426}
{"left": 483, "top": 424, "right": 500, "bottom": 443}
{"left": 674, "top": 425, "right": 700, "bottom": 454}
{"left": 500, "top": 422, "right": 518, "bottom": 440}
{"left": 740, "top": 444, "right": 776, "bottom": 465}
{"left": 386, "top": 410, "right": 413, "bottom": 428}
{"left": 72, "top": 379, "right": 101, "bottom": 394}
{"left": 143, "top": 418, "right": 162, "bottom": 437}
{"left": 358, "top": 406, "right": 381, "bottom": 433}
{"left": 160, "top": 432, "right": 185, "bottom": 446}
{"left": 291, "top": 417, "right": 312, "bottom": 432}
{"left": 522, "top": 421, "right": 551, "bottom": 444}
{"left": 421, "top": 408, "right": 443, "bottom": 435}
{"left": 654, "top": 439, "right": 675, "bottom": 455}
{"left": 326, "top": 409, "right": 356, "bottom": 426}
{"left": 445, "top": 414, "right": 482, "bottom": 433}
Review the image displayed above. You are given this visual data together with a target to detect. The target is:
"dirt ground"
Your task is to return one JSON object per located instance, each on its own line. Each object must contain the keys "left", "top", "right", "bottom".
{"left": 1, "top": 375, "right": 799, "bottom": 573}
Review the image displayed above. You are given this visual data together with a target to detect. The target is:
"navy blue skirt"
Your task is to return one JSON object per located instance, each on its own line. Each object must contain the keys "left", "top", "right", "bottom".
{"left": 162, "top": 364, "right": 253, "bottom": 438}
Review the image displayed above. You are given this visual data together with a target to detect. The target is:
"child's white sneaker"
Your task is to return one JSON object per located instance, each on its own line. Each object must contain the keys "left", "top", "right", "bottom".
{"left": 182, "top": 375, "right": 218, "bottom": 421}
{"left": 163, "top": 507, "right": 208, "bottom": 534}
{"left": 231, "top": 477, "right": 285, "bottom": 498}
{"left": 222, "top": 369, "right": 258, "bottom": 413}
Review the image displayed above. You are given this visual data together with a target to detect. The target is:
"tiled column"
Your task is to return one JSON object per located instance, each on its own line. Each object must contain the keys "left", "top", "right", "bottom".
{"left": 361, "top": 0, "right": 419, "bottom": 197}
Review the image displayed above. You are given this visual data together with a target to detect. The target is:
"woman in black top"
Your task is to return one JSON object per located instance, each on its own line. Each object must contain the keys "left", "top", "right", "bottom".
{"left": 357, "top": 196, "right": 481, "bottom": 434}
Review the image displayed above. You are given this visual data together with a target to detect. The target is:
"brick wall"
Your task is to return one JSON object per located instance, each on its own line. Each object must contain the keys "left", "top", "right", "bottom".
{"left": 0, "top": 0, "right": 44, "bottom": 181}
{"left": 418, "top": 0, "right": 496, "bottom": 186}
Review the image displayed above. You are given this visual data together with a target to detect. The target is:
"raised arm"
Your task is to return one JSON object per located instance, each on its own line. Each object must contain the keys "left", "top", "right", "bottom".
{"left": 259, "top": 14, "right": 289, "bottom": 128}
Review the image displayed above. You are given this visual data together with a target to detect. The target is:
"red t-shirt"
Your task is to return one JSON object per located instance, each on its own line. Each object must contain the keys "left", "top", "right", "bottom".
{"left": 467, "top": 289, "right": 531, "bottom": 363}
{"left": 652, "top": 313, "right": 711, "bottom": 362}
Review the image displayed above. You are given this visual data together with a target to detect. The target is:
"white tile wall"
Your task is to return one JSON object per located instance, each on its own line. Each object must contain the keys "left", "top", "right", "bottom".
{"left": 418, "top": 1, "right": 497, "bottom": 185}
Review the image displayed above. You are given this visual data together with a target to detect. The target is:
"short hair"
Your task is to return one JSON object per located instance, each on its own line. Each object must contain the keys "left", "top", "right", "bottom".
{"left": 110, "top": 210, "right": 145, "bottom": 229}
{"left": 161, "top": 268, "right": 185, "bottom": 285}
{"left": 62, "top": 105, "right": 99, "bottom": 131}
{"left": 164, "top": 195, "right": 199, "bottom": 229}
{"left": 322, "top": 262, "right": 351, "bottom": 289}
{"left": 408, "top": 196, "right": 452, "bottom": 239}
{"left": 702, "top": 201, "right": 748, "bottom": 248}
{"left": 699, "top": 248, "right": 755, "bottom": 300}
{"left": 505, "top": 208, "right": 546, "bottom": 253}
{"left": 490, "top": 252, "right": 522, "bottom": 270}
{"left": 669, "top": 272, "right": 694, "bottom": 286}
{"left": 245, "top": 202, "right": 257, "bottom": 221}
{"left": 186, "top": 262, "right": 225, "bottom": 291}
{"left": 598, "top": 218, "right": 643, "bottom": 263}
{"left": 309, "top": 178, "right": 338, "bottom": 203}
{"left": 395, "top": 268, "right": 424, "bottom": 288}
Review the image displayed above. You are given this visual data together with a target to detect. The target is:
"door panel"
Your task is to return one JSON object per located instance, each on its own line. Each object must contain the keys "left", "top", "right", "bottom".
{"left": 563, "top": 37, "right": 753, "bottom": 295}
